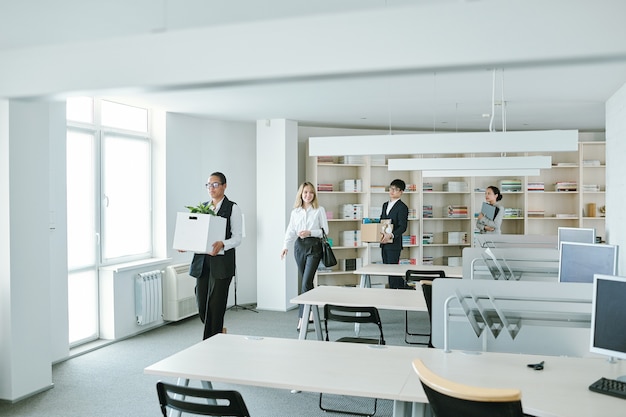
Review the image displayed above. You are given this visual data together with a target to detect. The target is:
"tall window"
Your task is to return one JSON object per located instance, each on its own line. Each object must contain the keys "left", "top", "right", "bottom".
{"left": 66, "top": 97, "right": 152, "bottom": 345}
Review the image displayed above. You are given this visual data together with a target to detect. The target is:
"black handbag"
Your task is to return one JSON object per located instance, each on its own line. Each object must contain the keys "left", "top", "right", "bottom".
{"left": 320, "top": 228, "right": 337, "bottom": 267}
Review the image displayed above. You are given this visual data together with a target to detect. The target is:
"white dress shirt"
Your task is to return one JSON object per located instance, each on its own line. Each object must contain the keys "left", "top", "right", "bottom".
{"left": 282, "top": 205, "right": 329, "bottom": 250}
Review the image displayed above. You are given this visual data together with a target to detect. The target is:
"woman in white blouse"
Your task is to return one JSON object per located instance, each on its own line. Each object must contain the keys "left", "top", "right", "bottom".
{"left": 281, "top": 181, "right": 329, "bottom": 331}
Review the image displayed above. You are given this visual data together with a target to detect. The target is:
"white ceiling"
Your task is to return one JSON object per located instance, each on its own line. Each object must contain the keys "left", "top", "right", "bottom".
{"left": 2, "top": 0, "right": 626, "bottom": 132}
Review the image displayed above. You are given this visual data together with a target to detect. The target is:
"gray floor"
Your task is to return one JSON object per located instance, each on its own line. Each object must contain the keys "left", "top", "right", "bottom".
{"left": 0, "top": 304, "right": 431, "bottom": 417}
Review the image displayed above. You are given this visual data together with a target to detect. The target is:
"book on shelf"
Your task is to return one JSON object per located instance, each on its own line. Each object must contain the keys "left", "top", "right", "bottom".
{"left": 527, "top": 182, "right": 545, "bottom": 192}
{"left": 341, "top": 204, "right": 363, "bottom": 219}
{"left": 339, "top": 179, "right": 362, "bottom": 192}
{"left": 555, "top": 181, "right": 577, "bottom": 192}
{"left": 422, "top": 232, "right": 434, "bottom": 244}
{"left": 555, "top": 213, "right": 577, "bottom": 218}
{"left": 499, "top": 179, "right": 522, "bottom": 193}
{"left": 423, "top": 182, "right": 434, "bottom": 192}
{"left": 422, "top": 256, "right": 434, "bottom": 265}
{"left": 402, "top": 235, "right": 417, "bottom": 245}
{"left": 503, "top": 208, "right": 523, "bottom": 218}
{"left": 447, "top": 231, "right": 467, "bottom": 244}
{"left": 340, "top": 230, "right": 362, "bottom": 247}
{"left": 317, "top": 156, "right": 335, "bottom": 163}
{"left": 443, "top": 181, "right": 468, "bottom": 192}
{"left": 405, "top": 183, "right": 418, "bottom": 192}
{"left": 399, "top": 258, "right": 417, "bottom": 265}
{"left": 338, "top": 155, "right": 364, "bottom": 164}
{"left": 407, "top": 208, "right": 418, "bottom": 220}
{"left": 554, "top": 162, "right": 577, "bottom": 167}
{"left": 583, "top": 159, "right": 601, "bottom": 167}
{"left": 317, "top": 183, "right": 333, "bottom": 191}
{"left": 446, "top": 205, "right": 468, "bottom": 218}
{"left": 583, "top": 184, "right": 600, "bottom": 192}
{"left": 422, "top": 205, "right": 433, "bottom": 218}
{"left": 527, "top": 210, "right": 545, "bottom": 217}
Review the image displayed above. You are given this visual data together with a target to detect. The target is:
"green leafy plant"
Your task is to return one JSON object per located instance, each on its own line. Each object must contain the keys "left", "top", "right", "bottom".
{"left": 185, "top": 202, "right": 216, "bottom": 215}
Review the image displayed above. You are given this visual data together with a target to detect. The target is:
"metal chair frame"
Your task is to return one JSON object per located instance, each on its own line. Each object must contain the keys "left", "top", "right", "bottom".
{"left": 404, "top": 269, "right": 445, "bottom": 346}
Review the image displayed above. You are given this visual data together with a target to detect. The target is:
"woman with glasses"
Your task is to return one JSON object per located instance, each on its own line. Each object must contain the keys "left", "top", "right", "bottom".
{"left": 188, "top": 172, "right": 243, "bottom": 339}
{"left": 281, "top": 182, "right": 329, "bottom": 331}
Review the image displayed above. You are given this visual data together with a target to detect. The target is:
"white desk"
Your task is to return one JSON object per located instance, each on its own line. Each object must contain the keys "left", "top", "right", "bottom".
{"left": 145, "top": 334, "right": 626, "bottom": 417}
{"left": 354, "top": 264, "right": 463, "bottom": 287}
{"left": 400, "top": 349, "right": 626, "bottom": 417}
{"left": 290, "top": 285, "right": 427, "bottom": 340}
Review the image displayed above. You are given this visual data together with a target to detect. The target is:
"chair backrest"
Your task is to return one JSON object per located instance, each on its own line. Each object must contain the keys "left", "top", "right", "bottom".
{"left": 405, "top": 269, "right": 446, "bottom": 282}
{"left": 323, "top": 304, "right": 385, "bottom": 345}
{"left": 156, "top": 381, "right": 251, "bottom": 417}
{"left": 412, "top": 359, "right": 524, "bottom": 417}
{"left": 405, "top": 270, "right": 445, "bottom": 316}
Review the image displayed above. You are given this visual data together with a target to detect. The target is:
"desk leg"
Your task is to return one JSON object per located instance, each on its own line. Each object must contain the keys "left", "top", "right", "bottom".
{"left": 355, "top": 274, "right": 371, "bottom": 335}
{"left": 359, "top": 273, "right": 371, "bottom": 288}
{"left": 392, "top": 401, "right": 431, "bottom": 417}
{"left": 298, "top": 304, "right": 311, "bottom": 340}
{"left": 312, "top": 305, "right": 323, "bottom": 340}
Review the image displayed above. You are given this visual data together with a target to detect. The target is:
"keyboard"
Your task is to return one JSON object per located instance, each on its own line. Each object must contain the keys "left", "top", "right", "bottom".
{"left": 588, "top": 377, "right": 626, "bottom": 400}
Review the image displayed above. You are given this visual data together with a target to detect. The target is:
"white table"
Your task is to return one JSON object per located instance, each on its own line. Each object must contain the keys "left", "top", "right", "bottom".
{"left": 145, "top": 333, "right": 626, "bottom": 417}
{"left": 290, "top": 285, "right": 427, "bottom": 340}
{"left": 354, "top": 263, "right": 463, "bottom": 287}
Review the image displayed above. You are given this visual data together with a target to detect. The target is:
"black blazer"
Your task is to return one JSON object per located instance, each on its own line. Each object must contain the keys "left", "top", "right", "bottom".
{"left": 380, "top": 199, "right": 409, "bottom": 251}
{"left": 189, "top": 197, "right": 237, "bottom": 280}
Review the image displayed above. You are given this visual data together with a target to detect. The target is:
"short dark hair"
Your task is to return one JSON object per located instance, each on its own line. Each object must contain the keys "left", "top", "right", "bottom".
{"left": 390, "top": 179, "right": 406, "bottom": 191}
{"left": 210, "top": 172, "right": 227, "bottom": 185}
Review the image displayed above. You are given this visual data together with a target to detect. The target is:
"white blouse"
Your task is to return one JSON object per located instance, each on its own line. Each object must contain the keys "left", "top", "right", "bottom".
{"left": 282, "top": 206, "right": 329, "bottom": 249}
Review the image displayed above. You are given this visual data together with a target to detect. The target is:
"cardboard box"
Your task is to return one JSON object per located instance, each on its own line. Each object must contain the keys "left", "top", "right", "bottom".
{"left": 360, "top": 220, "right": 392, "bottom": 243}
{"left": 172, "top": 212, "right": 226, "bottom": 254}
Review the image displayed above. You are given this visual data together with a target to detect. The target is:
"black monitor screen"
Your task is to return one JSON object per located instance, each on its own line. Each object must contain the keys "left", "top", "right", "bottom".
{"left": 558, "top": 242, "right": 618, "bottom": 283}
{"left": 590, "top": 274, "right": 626, "bottom": 361}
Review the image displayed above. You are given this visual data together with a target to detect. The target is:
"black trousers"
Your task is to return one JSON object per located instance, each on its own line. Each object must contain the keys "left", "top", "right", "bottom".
{"left": 196, "top": 260, "right": 233, "bottom": 340}
{"left": 381, "top": 245, "right": 405, "bottom": 289}
{"left": 294, "top": 237, "right": 322, "bottom": 318}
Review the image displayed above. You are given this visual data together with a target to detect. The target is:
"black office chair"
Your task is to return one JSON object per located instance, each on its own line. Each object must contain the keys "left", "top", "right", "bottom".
{"left": 319, "top": 304, "right": 385, "bottom": 416}
{"left": 156, "top": 381, "right": 251, "bottom": 417}
{"left": 404, "top": 270, "right": 445, "bottom": 346}
{"left": 412, "top": 359, "right": 525, "bottom": 417}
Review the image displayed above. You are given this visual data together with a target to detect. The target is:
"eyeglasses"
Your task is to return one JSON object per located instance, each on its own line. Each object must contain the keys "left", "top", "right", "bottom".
{"left": 389, "top": 186, "right": 402, "bottom": 192}
{"left": 205, "top": 182, "right": 222, "bottom": 189}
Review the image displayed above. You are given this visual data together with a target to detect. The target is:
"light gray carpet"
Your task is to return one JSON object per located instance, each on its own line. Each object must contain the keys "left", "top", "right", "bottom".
{"left": 0, "top": 304, "right": 431, "bottom": 417}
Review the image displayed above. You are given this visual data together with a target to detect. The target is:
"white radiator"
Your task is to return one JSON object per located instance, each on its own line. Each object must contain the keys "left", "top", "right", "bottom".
{"left": 135, "top": 270, "right": 163, "bottom": 325}
{"left": 163, "top": 263, "right": 197, "bottom": 321}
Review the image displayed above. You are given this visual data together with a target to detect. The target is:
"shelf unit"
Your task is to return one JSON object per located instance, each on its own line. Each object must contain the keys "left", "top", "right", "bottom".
{"left": 306, "top": 141, "right": 605, "bottom": 283}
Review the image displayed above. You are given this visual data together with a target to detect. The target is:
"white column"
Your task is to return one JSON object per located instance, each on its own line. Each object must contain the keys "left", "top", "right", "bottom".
{"left": 0, "top": 100, "right": 54, "bottom": 401}
{"left": 256, "top": 119, "right": 299, "bottom": 311}
{"left": 606, "top": 82, "right": 626, "bottom": 275}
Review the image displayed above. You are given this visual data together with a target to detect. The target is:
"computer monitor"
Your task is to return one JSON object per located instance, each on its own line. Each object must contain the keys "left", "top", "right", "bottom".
{"left": 558, "top": 242, "right": 618, "bottom": 283}
{"left": 590, "top": 274, "right": 626, "bottom": 368}
{"left": 557, "top": 227, "right": 596, "bottom": 248}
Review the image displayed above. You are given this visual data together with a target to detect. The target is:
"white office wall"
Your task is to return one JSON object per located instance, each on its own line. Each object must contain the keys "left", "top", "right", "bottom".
{"left": 165, "top": 114, "right": 257, "bottom": 306}
{"left": 0, "top": 100, "right": 10, "bottom": 398}
{"left": 606, "top": 82, "right": 626, "bottom": 275}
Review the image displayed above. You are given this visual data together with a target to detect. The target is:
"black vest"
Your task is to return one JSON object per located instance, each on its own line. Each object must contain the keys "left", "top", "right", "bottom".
{"left": 189, "top": 197, "right": 237, "bottom": 279}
